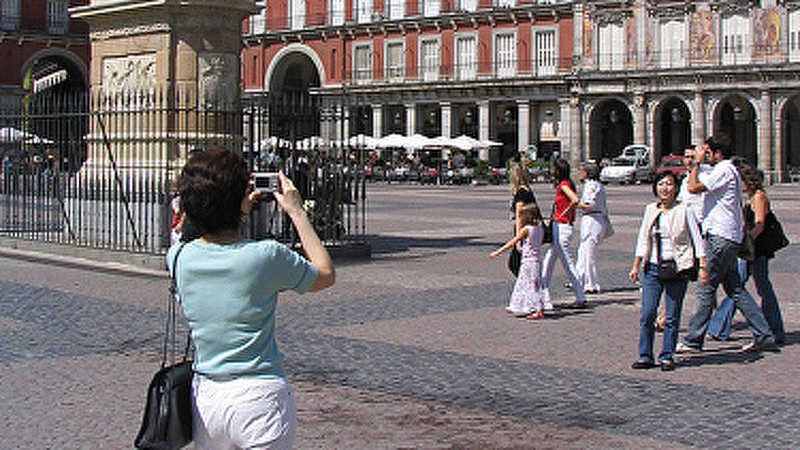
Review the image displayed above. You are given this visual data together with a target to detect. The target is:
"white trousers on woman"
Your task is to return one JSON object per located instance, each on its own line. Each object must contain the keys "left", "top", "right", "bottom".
{"left": 576, "top": 214, "right": 605, "bottom": 292}
{"left": 193, "top": 375, "right": 296, "bottom": 450}
{"left": 542, "top": 222, "right": 587, "bottom": 304}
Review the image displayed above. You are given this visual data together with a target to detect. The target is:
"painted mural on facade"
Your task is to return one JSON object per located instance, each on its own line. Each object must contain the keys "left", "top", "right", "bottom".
{"left": 754, "top": 7, "right": 781, "bottom": 60}
{"left": 583, "top": 14, "right": 594, "bottom": 66}
{"left": 627, "top": 9, "right": 637, "bottom": 67}
{"left": 690, "top": 9, "right": 715, "bottom": 64}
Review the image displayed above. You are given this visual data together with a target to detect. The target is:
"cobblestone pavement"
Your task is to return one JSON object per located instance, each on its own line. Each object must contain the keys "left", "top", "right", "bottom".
{"left": 0, "top": 182, "right": 798, "bottom": 449}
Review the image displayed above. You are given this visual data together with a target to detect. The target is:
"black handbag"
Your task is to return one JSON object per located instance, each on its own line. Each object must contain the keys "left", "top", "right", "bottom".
{"left": 542, "top": 203, "right": 554, "bottom": 245}
{"left": 654, "top": 214, "right": 686, "bottom": 282}
{"left": 758, "top": 211, "right": 790, "bottom": 257}
{"left": 507, "top": 245, "right": 521, "bottom": 276}
{"left": 135, "top": 244, "right": 193, "bottom": 450}
{"left": 657, "top": 259, "right": 680, "bottom": 281}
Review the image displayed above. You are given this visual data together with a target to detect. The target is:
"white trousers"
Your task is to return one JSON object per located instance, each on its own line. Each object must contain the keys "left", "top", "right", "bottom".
{"left": 542, "top": 222, "right": 586, "bottom": 303}
{"left": 193, "top": 376, "right": 296, "bottom": 450}
{"left": 576, "top": 215, "right": 605, "bottom": 292}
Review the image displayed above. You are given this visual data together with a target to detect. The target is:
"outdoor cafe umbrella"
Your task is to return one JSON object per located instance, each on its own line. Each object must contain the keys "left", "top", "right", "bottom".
{"left": 0, "top": 127, "right": 35, "bottom": 143}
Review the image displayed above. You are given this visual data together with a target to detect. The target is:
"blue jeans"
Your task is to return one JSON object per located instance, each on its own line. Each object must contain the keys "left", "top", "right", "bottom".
{"left": 638, "top": 263, "right": 688, "bottom": 363}
{"left": 706, "top": 258, "right": 748, "bottom": 340}
{"left": 683, "top": 234, "right": 774, "bottom": 348}
{"left": 706, "top": 256, "right": 786, "bottom": 344}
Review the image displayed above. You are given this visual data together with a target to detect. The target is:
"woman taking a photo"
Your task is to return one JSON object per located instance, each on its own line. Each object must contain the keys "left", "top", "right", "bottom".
{"left": 167, "top": 147, "right": 335, "bottom": 449}
{"left": 629, "top": 172, "right": 705, "bottom": 371}
{"left": 541, "top": 158, "right": 586, "bottom": 308}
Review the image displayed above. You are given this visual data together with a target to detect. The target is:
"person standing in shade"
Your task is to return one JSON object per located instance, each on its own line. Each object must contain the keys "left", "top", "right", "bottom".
{"left": 678, "top": 135, "right": 775, "bottom": 354}
{"left": 575, "top": 161, "right": 608, "bottom": 294}
{"left": 541, "top": 158, "right": 587, "bottom": 309}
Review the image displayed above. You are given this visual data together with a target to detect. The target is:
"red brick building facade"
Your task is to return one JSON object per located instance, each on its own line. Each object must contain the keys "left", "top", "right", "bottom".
{"left": 0, "top": 0, "right": 90, "bottom": 110}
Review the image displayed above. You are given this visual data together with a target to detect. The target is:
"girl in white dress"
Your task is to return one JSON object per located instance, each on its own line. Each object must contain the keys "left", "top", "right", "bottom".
{"left": 491, "top": 203, "right": 547, "bottom": 320}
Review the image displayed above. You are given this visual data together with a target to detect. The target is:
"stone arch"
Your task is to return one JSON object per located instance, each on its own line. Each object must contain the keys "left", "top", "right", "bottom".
{"left": 265, "top": 44, "right": 325, "bottom": 92}
{"left": 588, "top": 97, "right": 633, "bottom": 160}
{"left": 653, "top": 96, "right": 692, "bottom": 158}
{"left": 21, "top": 48, "right": 89, "bottom": 93}
{"left": 264, "top": 44, "right": 324, "bottom": 142}
{"left": 712, "top": 94, "right": 757, "bottom": 165}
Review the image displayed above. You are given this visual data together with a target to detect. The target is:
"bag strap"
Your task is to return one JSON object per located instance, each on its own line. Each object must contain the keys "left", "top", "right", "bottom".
{"left": 163, "top": 243, "right": 190, "bottom": 369}
{"left": 652, "top": 212, "right": 664, "bottom": 263}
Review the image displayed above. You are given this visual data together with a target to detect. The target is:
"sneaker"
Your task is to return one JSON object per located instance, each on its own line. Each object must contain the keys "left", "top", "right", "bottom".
{"left": 564, "top": 282, "right": 573, "bottom": 289}
{"left": 741, "top": 338, "right": 777, "bottom": 353}
{"left": 543, "top": 302, "right": 554, "bottom": 311}
{"left": 675, "top": 342, "right": 700, "bottom": 354}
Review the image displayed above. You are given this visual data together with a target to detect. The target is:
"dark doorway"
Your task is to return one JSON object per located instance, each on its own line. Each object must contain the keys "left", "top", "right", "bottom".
{"left": 658, "top": 98, "right": 691, "bottom": 158}
{"left": 590, "top": 100, "right": 633, "bottom": 160}
{"left": 268, "top": 53, "right": 322, "bottom": 141}
{"left": 782, "top": 96, "right": 800, "bottom": 182}
{"left": 717, "top": 98, "right": 756, "bottom": 166}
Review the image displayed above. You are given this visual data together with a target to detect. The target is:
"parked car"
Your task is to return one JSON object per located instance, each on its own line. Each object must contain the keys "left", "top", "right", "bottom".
{"left": 619, "top": 144, "right": 651, "bottom": 161}
{"left": 600, "top": 156, "right": 652, "bottom": 184}
{"left": 656, "top": 154, "right": 687, "bottom": 179}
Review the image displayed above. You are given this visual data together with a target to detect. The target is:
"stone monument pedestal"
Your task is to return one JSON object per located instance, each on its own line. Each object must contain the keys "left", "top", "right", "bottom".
{"left": 71, "top": 0, "right": 257, "bottom": 250}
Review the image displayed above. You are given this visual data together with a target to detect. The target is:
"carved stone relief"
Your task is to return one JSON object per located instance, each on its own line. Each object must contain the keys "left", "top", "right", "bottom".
{"left": 102, "top": 53, "right": 157, "bottom": 95}
{"left": 199, "top": 53, "right": 238, "bottom": 109}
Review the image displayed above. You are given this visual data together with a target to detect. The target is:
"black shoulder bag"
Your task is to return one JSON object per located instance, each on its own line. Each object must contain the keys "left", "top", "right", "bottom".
{"left": 135, "top": 244, "right": 193, "bottom": 450}
{"left": 654, "top": 214, "right": 680, "bottom": 282}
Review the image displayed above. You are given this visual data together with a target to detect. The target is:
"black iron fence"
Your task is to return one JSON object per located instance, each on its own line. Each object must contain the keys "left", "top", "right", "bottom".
{"left": 0, "top": 89, "right": 366, "bottom": 255}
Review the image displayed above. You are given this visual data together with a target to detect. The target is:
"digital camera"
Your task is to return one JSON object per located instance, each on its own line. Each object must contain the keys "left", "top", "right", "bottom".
{"left": 253, "top": 172, "right": 279, "bottom": 194}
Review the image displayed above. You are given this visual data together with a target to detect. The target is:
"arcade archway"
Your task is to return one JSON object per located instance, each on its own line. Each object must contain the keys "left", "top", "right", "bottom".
{"left": 656, "top": 98, "right": 691, "bottom": 158}
{"left": 590, "top": 99, "right": 633, "bottom": 160}
{"left": 267, "top": 51, "right": 322, "bottom": 141}
{"left": 715, "top": 96, "right": 756, "bottom": 165}
{"left": 782, "top": 96, "right": 800, "bottom": 181}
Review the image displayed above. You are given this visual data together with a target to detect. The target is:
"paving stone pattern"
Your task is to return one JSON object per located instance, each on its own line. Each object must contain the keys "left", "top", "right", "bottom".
{"left": 1, "top": 183, "right": 798, "bottom": 449}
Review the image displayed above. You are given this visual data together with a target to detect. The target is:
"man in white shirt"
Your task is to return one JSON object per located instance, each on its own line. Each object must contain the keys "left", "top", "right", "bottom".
{"left": 677, "top": 146, "right": 706, "bottom": 224}
{"left": 678, "top": 134, "right": 775, "bottom": 353}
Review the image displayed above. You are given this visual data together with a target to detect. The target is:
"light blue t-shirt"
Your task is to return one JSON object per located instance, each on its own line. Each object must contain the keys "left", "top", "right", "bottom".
{"left": 166, "top": 239, "right": 318, "bottom": 379}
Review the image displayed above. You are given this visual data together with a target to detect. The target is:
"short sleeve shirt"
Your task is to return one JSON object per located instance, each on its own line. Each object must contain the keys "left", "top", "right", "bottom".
{"left": 698, "top": 160, "right": 743, "bottom": 243}
{"left": 167, "top": 239, "right": 318, "bottom": 379}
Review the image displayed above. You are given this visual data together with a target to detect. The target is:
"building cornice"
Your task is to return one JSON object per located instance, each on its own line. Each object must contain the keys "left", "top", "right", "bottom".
{"left": 244, "top": 4, "right": 574, "bottom": 46}
{"left": 0, "top": 30, "right": 89, "bottom": 48}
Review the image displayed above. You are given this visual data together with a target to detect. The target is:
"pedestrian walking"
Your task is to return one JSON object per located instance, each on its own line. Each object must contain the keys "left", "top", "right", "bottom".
{"left": 506, "top": 163, "right": 538, "bottom": 277}
{"left": 629, "top": 172, "right": 706, "bottom": 371}
{"left": 167, "top": 147, "right": 336, "bottom": 449}
{"left": 575, "top": 161, "right": 608, "bottom": 294}
{"left": 541, "top": 158, "right": 587, "bottom": 308}
{"left": 706, "top": 165, "right": 786, "bottom": 345}
{"left": 491, "top": 203, "right": 547, "bottom": 320}
{"left": 678, "top": 134, "right": 775, "bottom": 354}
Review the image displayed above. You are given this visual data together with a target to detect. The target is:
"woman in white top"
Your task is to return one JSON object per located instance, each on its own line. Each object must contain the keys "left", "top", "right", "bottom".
{"left": 629, "top": 172, "right": 706, "bottom": 371}
{"left": 575, "top": 162, "right": 608, "bottom": 294}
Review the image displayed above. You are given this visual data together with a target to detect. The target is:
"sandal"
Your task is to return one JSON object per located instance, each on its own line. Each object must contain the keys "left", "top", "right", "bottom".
{"left": 526, "top": 310, "right": 545, "bottom": 320}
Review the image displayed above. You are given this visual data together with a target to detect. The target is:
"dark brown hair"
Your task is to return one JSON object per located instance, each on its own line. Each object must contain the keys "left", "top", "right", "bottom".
{"left": 178, "top": 147, "right": 250, "bottom": 234}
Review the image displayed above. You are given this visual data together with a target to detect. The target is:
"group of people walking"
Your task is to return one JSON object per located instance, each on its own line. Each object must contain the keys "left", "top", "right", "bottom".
{"left": 492, "top": 132, "right": 787, "bottom": 372}
{"left": 490, "top": 157, "right": 610, "bottom": 318}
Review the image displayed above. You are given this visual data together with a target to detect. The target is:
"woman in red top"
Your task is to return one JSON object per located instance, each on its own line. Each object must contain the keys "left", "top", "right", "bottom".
{"left": 541, "top": 158, "right": 587, "bottom": 308}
